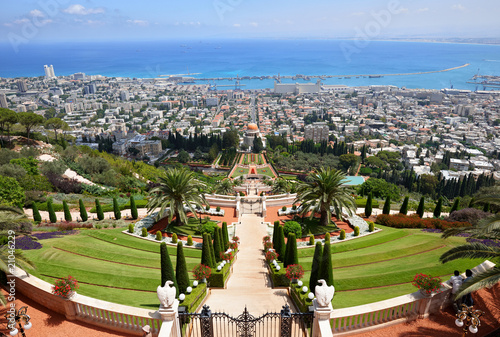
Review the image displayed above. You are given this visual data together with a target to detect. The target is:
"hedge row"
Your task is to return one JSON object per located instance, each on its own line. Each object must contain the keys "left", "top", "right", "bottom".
{"left": 290, "top": 283, "right": 313, "bottom": 313}
{"left": 355, "top": 198, "right": 380, "bottom": 208}
{"left": 267, "top": 263, "right": 290, "bottom": 287}
{"left": 208, "top": 261, "right": 232, "bottom": 287}
{"left": 376, "top": 214, "right": 471, "bottom": 230}
{"left": 89, "top": 199, "right": 148, "bottom": 213}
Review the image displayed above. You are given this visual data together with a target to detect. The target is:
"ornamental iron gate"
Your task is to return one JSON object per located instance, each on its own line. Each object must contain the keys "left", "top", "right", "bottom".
{"left": 240, "top": 198, "right": 262, "bottom": 216}
{"left": 178, "top": 304, "right": 313, "bottom": 337}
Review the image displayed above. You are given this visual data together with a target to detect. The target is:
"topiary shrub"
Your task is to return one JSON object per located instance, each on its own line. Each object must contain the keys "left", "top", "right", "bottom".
{"left": 368, "top": 221, "right": 375, "bottom": 232}
{"left": 113, "top": 197, "right": 121, "bottom": 220}
{"left": 198, "top": 222, "right": 218, "bottom": 237}
{"left": 63, "top": 201, "right": 72, "bottom": 222}
{"left": 205, "top": 205, "right": 210, "bottom": 211}
{"left": 325, "top": 232, "right": 331, "bottom": 242}
{"left": 308, "top": 234, "right": 315, "bottom": 245}
{"left": 112, "top": 223, "right": 117, "bottom": 228}
{"left": 95, "top": 224, "right": 102, "bottom": 229}
{"left": 104, "top": 224, "right": 109, "bottom": 228}
{"left": 47, "top": 199, "right": 57, "bottom": 223}
{"left": 216, "top": 206, "right": 221, "bottom": 212}
{"left": 142, "top": 227, "right": 148, "bottom": 237}
{"left": 130, "top": 196, "right": 138, "bottom": 220}
{"left": 292, "top": 205, "right": 297, "bottom": 210}
{"left": 339, "top": 229, "right": 346, "bottom": 240}
{"left": 172, "top": 233, "right": 178, "bottom": 243}
{"left": 79, "top": 199, "right": 88, "bottom": 222}
{"left": 187, "top": 235, "right": 193, "bottom": 246}
{"left": 284, "top": 221, "right": 302, "bottom": 238}
{"left": 156, "top": 231, "right": 163, "bottom": 241}
{"left": 128, "top": 223, "right": 134, "bottom": 233}
{"left": 274, "top": 220, "right": 280, "bottom": 226}
{"left": 354, "top": 226, "right": 360, "bottom": 236}
{"left": 32, "top": 203, "right": 41, "bottom": 224}
{"left": 95, "top": 199, "right": 104, "bottom": 221}
{"left": 282, "top": 206, "right": 287, "bottom": 212}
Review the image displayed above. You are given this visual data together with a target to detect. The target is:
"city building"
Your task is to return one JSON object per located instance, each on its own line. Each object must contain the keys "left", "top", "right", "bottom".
{"left": 44, "top": 65, "right": 56, "bottom": 79}
{"left": 304, "top": 122, "right": 329, "bottom": 142}
{"left": 73, "top": 72, "right": 86, "bottom": 80}
{"left": 0, "top": 93, "right": 8, "bottom": 108}
{"left": 274, "top": 80, "right": 321, "bottom": 94}
{"left": 17, "top": 80, "right": 28, "bottom": 92}
{"left": 85, "top": 84, "right": 97, "bottom": 95}
{"left": 243, "top": 123, "right": 261, "bottom": 147}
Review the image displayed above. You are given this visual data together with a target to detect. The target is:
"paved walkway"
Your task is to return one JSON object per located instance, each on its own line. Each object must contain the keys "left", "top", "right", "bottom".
{"left": 201, "top": 214, "right": 295, "bottom": 315}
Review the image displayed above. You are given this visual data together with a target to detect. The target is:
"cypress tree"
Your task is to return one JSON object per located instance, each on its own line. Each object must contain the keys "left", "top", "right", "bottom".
{"left": 130, "top": 196, "right": 138, "bottom": 220}
{"left": 160, "top": 242, "right": 178, "bottom": 296}
{"left": 63, "top": 201, "right": 72, "bottom": 222}
{"left": 272, "top": 221, "right": 279, "bottom": 251}
{"left": 79, "top": 199, "right": 88, "bottom": 221}
{"left": 309, "top": 242, "right": 323, "bottom": 291}
{"left": 483, "top": 203, "right": 490, "bottom": 212}
{"left": 468, "top": 197, "right": 475, "bottom": 208}
{"left": 450, "top": 197, "right": 460, "bottom": 214}
{"left": 213, "top": 227, "right": 223, "bottom": 262}
{"left": 175, "top": 242, "right": 190, "bottom": 295}
{"left": 113, "top": 197, "right": 121, "bottom": 220}
{"left": 32, "top": 203, "right": 41, "bottom": 224}
{"left": 319, "top": 241, "right": 334, "bottom": 287}
{"left": 284, "top": 233, "right": 298, "bottom": 267}
{"left": 277, "top": 225, "right": 286, "bottom": 262}
{"left": 382, "top": 195, "right": 391, "bottom": 215}
{"left": 201, "top": 233, "right": 214, "bottom": 268}
{"left": 208, "top": 234, "right": 216, "bottom": 268}
{"left": 433, "top": 197, "right": 443, "bottom": 218}
{"left": 95, "top": 199, "right": 104, "bottom": 220}
{"left": 48, "top": 199, "right": 57, "bottom": 223}
{"left": 416, "top": 196, "right": 425, "bottom": 218}
{"left": 365, "top": 192, "right": 373, "bottom": 217}
{"left": 400, "top": 196, "right": 409, "bottom": 215}
{"left": 222, "top": 222, "right": 229, "bottom": 251}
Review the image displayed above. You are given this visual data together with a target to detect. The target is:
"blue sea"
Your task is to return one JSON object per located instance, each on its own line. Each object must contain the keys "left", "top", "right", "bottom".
{"left": 1, "top": 39, "right": 500, "bottom": 90}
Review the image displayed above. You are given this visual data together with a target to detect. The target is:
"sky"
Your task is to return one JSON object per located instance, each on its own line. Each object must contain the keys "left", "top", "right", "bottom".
{"left": 1, "top": 0, "right": 499, "bottom": 42}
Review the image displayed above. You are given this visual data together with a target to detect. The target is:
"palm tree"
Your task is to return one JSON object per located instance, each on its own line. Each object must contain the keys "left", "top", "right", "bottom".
{"left": 147, "top": 167, "right": 208, "bottom": 225}
{"left": 272, "top": 178, "right": 291, "bottom": 194}
{"left": 214, "top": 179, "right": 234, "bottom": 195}
{"left": 439, "top": 193, "right": 500, "bottom": 299}
{"left": 295, "top": 167, "right": 356, "bottom": 226}
{"left": 0, "top": 206, "right": 32, "bottom": 234}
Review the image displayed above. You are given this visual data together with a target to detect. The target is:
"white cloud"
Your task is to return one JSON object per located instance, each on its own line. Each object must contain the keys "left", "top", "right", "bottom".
{"left": 417, "top": 8, "right": 429, "bottom": 13}
{"left": 127, "top": 19, "right": 149, "bottom": 26}
{"left": 85, "top": 20, "right": 105, "bottom": 26}
{"left": 3, "top": 23, "right": 12, "bottom": 27}
{"left": 452, "top": 4, "right": 466, "bottom": 11}
{"left": 250, "top": 22, "right": 258, "bottom": 27}
{"left": 13, "top": 18, "right": 30, "bottom": 24}
{"left": 399, "top": 8, "right": 409, "bottom": 13}
{"left": 63, "top": 4, "right": 105, "bottom": 15}
{"left": 30, "top": 9, "right": 45, "bottom": 18}
{"left": 351, "top": 12, "right": 365, "bottom": 16}
{"left": 233, "top": 23, "right": 241, "bottom": 27}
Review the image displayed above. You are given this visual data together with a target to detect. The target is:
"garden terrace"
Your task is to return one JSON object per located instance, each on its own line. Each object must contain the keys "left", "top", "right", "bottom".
{"left": 22, "top": 228, "right": 203, "bottom": 309}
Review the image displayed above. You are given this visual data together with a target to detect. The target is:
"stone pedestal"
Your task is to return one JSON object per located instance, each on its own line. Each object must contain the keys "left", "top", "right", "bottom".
{"left": 312, "top": 299, "right": 333, "bottom": 337}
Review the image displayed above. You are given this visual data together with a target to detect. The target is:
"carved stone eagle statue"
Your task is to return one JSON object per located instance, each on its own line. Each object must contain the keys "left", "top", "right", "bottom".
{"left": 157, "top": 280, "right": 176, "bottom": 308}
{"left": 315, "top": 279, "right": 335, "bottom": 307}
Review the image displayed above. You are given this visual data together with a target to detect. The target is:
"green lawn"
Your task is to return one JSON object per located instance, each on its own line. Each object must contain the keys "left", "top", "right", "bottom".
{"left": 297, "top": 226, "right": 484, "bottom": 309}
{"left": 256, "top": 166, "right": 276, "bottom": 178}
{"left": 284, "top": 217, "right": 339, "bottom": 237}
{"left": 231, "top": 167, "right": 249, "bottom": 178}
{"left": 22, "top": 228, "right": 202, "bottom": 309}
{"left": 164, "top": 218, "right": 219, "bottom": 237}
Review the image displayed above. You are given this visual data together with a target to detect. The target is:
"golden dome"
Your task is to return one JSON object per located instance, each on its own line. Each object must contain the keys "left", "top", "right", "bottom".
{"left": 247, "top": 123, "right": 258, "bottom": 131}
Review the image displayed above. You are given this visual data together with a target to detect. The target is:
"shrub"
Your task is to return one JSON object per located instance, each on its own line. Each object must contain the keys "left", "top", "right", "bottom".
{"left": 216, "top": 206, "right": 221, "bottom": 212}
{"left": 382, "top": 196, "right": 391, "bottom": 215}
{"left": 213, "top": 227, "right": 223, "bottom": 262}
{"left": 274, "top": 220, "right": 280, "bottom": 226}
{"left": 45, "top": 173, "right": 82, "bottom": 194}
{"left": 0, "top": 175, "right": 25, "bottom": 208}
{"left": 95, "top": 224, "right": 102, "bottom": 229}
{"left": 354, "top": 226, "right": 360, "bottom": 236}
{"left": 32, "top": 203, "right": 41, "bottom": 224}
{"left": 187, "top": 235, "right": 193, "bottom": 246}
{"left": 192, "top": 264, "right": 212, "bottom": 281}
{"left": 450, "top": 197, "right": 460, "bottom": 214}
{"left": 416, "top": 196, "right": 425, "bottom": 218}
{"left": 104, "top": 224, "right": 109, "bottom": 228}
{"left": 222, "top": 222, "right": 229, "bottom": 251}
{"left": 95, "top": 199, "right": 104, "bottom": 221}
{"left": 79, "top": 199, "right": 88, "bottom": 222}
{"left": 284, "top": 233, "right": 298, "bottom": 267}
{"left": 264, "top": 241, "right": 273, "bottom": 250}
{"left": 325, "top": 232, "right": 331, "bottom": 242}
{"left": 282, "top": 206, "right": 287, "bottom": 212}
{"left": 265, "top": 250, "right": 278, "bottom": 262}
{"left": 285, "top": 264, "right": 305, "bottom": 280}
{"left": 309, "top": 242, "right": 323, "bottom": 290}
{"left": 171, "top": 233, "right": 178, "bottom": 243}
{"left": 141, "top": 227, "right": 148, "bottom": 237}
{"left": 201, "top": 233, "right": 214, "bottom": 268}
{"left": 205, "top": 205, "right": 210, "bottom": 211}
{"left": 376, "top": 213, "right": 471, "bottom": 230}
{"left": 368, "top": 221, "right": 375, "bottom": 232}
{"left": 113, "top": 197, "right": 121, "bottom": 220}
{"left": 319, "top": 241, "right": 333, "bottom": 286}
{"left": 276, "top": 225, "right": 285, "bottom": 262}
{"left": 309, "top": 234, "right": 315, "bottom": 245}
{"left": 365, "top": 192, "right": 373, "bottom": 217}
{"left": 339, "top": 229, "right": 346, "bottom": 240}
{"left": 130, "top": 196, "right": 138, "bottom": 220}
{"left": 47, "top": 199, "right": 57, "bottom": 223}
{"left": 176, "top": 242, "right": 190, "bottom": 295}
{"left": 412, "top": 273, "right": 442, "bottom": 295}
{"left": 128, "top": 223, "right": 134, "bottom": 233}
{"left": 445, "top": 208, "right": 490, "bottom": 226}
{"left": 433, "top": 197, "right": 443, "bottom": 218}
{"left": 160, "top": 242, "right": 178, "bottom": 295}
{"left": 63, "top": 201, "right": 72, "bottom": 222}
{"left": 284, "top": 221, "right": 302, "bottom": 238}
{"left": 400, "top": 196, "right": 409, "bottom": 215}
{"left": 198, "top": 222, "right": 218, "bottom": 237}
{"left": 52, "top": 275, "right": 79, "bottom": 298}
{"left": 156, "top": 231, "right": 163, "bottom": 241}
{"left": 292, "top": 205, "right": 297, "bottom": 210}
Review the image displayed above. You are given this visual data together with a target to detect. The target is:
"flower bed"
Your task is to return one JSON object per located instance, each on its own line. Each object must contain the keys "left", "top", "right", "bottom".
{"left": 15, "top": 236, "right": 42, "bottom": 250}
{"left": 376, "top": 214, "right": 470, "bottom": 230}
{"left": 33, "top": 230, "right": 79, "bottom": 240}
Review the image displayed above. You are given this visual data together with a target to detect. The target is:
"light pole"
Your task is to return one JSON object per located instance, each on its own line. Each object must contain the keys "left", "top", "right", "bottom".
{"left": 455, "top": 304, "right": 483, "bottom": 336}
{"left": 4, "top": 306, "right": 33, "bottom": 336}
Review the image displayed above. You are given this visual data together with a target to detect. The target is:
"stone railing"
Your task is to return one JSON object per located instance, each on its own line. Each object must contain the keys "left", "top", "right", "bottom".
{"left": 325, "top": 260, "right": 496, "bottom": 336}
{"left": 10, "top": 268, "right": 162, "bottom": 336}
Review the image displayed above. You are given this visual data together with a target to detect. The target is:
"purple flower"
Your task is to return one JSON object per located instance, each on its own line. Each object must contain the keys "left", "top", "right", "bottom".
{"left": 15, "top": 236, "right": 42, "bottom": 250}
{"left": 33, "top": 231, "right": 78, "bottom": 240}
